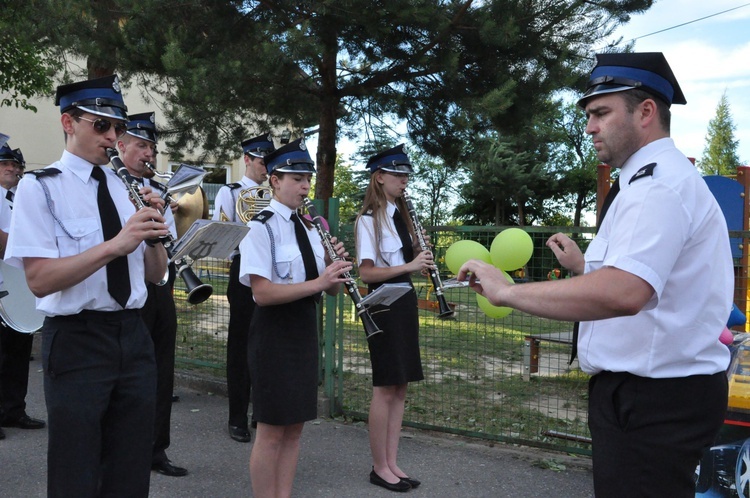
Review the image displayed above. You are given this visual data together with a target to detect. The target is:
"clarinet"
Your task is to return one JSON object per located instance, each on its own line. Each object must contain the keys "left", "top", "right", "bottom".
{"left": 402, "top": 191, "right": 454, "bottom": 318}
{"left": 105, "top": 148, "right": 213, "bottom": 305}
{"left": 302, "top": 198, "right": 383, "bottom": 340}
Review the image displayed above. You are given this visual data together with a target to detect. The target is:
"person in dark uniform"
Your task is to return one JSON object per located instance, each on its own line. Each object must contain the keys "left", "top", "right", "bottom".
{"left": 5, "top": 75, "right": 169, "bottom": 498}
{"left": 239, "top": 138, "right": 350, "bottom": 497}
{"left": 0, "top": 145, "right": 46, "bottom": 438}
{"left": 212, "top": 133, "right": 275, "bottom": 442}
{"left": 354, "top": 144, "right": 433, "bottom": 492}
{"left": 457, "top": 53, "right": 733, "bottom": 497}
{"left": 116, "top": 111, "right": 188, "bottom": 477}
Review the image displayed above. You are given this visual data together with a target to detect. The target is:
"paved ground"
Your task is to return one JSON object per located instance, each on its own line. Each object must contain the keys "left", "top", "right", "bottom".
{"left": 1, "top": 346, "right": 594, "bottom": 497}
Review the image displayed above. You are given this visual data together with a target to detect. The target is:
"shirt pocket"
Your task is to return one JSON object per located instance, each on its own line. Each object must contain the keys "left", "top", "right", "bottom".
{"left": 380, "top": 234, "right": 403, "bottom": 263}
{"left": 275, "top": 243, "right": 300, "bottom": 281}
{"left": 54, "top": 217, "right": 100, "bottom": 256}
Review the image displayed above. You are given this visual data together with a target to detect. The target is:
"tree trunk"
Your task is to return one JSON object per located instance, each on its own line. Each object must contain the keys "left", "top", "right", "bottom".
{"left": 314, "top": 30, "right": 339, "bottom": 216}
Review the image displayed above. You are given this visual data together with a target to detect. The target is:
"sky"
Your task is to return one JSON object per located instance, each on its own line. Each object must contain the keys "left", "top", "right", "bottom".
{"left": 306, "top": 1, "right": 750, "bottom": 167}
{"left": 601, "top": 0, "right": 750, "bottom": 164}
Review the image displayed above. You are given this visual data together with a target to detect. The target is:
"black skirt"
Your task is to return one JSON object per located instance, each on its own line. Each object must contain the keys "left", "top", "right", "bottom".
{"left": 367, "top": 281, "right": 424, "bottom": 387}
{"left": 248, "top": 296, "right": 318, "bottom": 425}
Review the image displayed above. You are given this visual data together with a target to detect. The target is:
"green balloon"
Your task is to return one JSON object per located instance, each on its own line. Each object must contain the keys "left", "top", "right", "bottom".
{"left": 490, "top": 228, "right": 533, "bottom": 271}
{"left": 445, "top": 240, "right": 492, "bottom": 275}
{"left": 476, "top": 294, "right": 513, "bottom": 319}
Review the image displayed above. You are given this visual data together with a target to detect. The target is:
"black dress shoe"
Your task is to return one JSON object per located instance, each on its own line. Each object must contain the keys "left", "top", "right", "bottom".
{"left": 0, "top": 426, "right": 5, "bottom": 440}
{"left": 228, "top": 424, "right": 252, "bottom": 443}
{"left": 399, "top": 476, "right": 421, "bottom": 489}
{"left": 370, "top": 469, "right": 411, "bottom": 492}
{"left": 1, "top": 414, "right": 46, "bottom": 429}
{"left": 151, "top": 460, "right": 188, "bottom": 477}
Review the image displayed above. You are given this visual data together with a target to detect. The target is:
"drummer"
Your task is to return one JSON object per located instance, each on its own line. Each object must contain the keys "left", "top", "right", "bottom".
{"left": 0, "top": 143, "right": 46, "bottom": 441}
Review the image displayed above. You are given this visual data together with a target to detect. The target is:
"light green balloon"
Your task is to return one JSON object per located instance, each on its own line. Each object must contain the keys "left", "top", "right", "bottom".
{"left": 445, "top": 240, "right": 492, "bottom": 275}
{"left": 490, "top": 228, "right": 533, "bottom": 271}
{"left": 475, "top": 271, "right": 514, "bottom": 319}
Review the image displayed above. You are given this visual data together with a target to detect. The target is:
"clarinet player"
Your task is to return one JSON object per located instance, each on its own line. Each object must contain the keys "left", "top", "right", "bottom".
{"left": 5, "top": 75, "right": 169, "bottom": 497}
{"left": 354, "top": 144, "right": 433, "bottom": 492}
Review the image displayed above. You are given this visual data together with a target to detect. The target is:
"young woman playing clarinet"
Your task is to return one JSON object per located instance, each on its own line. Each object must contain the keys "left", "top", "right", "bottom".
{"left": 239, "top": 138, "right": 351, "bottom": 498}
{"left": 355, "top": 144, "right": 435, "bottom": 492}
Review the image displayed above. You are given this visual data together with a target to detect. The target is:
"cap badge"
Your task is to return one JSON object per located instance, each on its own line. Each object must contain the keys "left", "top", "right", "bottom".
{"left": 112, "top": 76, "right": 121, "bottom": 93}
{"left": 299, "top": 141, "right": 307, "bottom": 151}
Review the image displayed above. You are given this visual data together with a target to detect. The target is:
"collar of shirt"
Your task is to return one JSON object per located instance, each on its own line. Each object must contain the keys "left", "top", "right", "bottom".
{"left": 618, "top": 137, "right": 674, "bottom": 192}
{"left": 269, "top": 198, "right": 295, "bottom": 223}
{"left": 386, "top": 200, "right": 397, "bottom": 218}
{"left": 60, "top": 149, "right": 109, "bottom": 185}
{"left": 240, "top": 175, "right": 259, "bottom": 188}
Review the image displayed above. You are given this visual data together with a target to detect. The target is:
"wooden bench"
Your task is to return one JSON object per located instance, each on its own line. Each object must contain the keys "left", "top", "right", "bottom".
{"left": 523, "top": 331, "right": 574, "bottom": 381}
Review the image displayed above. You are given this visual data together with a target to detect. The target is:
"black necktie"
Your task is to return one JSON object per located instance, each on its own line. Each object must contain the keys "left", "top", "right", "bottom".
{"left": 570, "top": 176, "right": 620, "bottom": 364}
{"left": 5, "top": 189, "right": 14, "bottom": 210}
{"left": 393, "top": 208, "right": 414, "bottom": 263}
{"left": 91, "top": 166, "right": 131, "bottom": 308}
{"left": 292, "top": 213, "right": 320, "bottom": 301}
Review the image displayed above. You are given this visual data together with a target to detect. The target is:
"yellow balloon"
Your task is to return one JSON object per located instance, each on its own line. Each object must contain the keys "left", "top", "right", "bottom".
{"left": 445, "top": 240, "right": 492, "bottom": 275}
{"left": 490, "top": 228, "right": 533, "bottom": 271}
{"left": 475, "top": 271, "right": 514, "bottom": 318}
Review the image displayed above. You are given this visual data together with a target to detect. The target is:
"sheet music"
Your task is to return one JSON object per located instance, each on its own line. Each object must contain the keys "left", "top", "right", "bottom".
{"left": 360, "top": 283, "right": 412, "bottom": 308}
{"left": 169, "top": 220, "right": 249, "bottom": 262}
{"left": 167, "top": 164, "right": 206, "bottom": 195}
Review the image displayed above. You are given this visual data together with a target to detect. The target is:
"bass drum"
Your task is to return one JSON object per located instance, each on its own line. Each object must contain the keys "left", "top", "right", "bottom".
{"left": 172, "top": 186, "right": 209, "bottom": 239}
{"left": 0, "top": 260, "right": 44, "bottom": 333}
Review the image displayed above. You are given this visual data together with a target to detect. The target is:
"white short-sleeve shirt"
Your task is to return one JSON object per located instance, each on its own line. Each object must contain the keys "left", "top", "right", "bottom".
{"left": 355, "top": 201, "right": 407, "bottom": 268}
{"left": 579, "top": 138, "right": 733, "bottom": 377}
{"left": 238, "top": 199, "right": 325, "bottom": 291}
{"left": 5, "top": 150, "right": 150, "bottom": 316}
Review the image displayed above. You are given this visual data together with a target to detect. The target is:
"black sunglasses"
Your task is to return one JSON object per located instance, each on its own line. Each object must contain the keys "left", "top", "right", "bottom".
{"left": 76, "top": 116, "right": 128, "bottom": 136}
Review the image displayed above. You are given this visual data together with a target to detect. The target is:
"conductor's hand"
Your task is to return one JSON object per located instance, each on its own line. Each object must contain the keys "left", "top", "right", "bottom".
{"left": 546, "top": 233, "right": 584, "bottom": 275}
{"left": 112, "top": 207, "right": 169, "bottom": 255}
{"left": 457, "top": 259, "right": 511, "bottom": 306}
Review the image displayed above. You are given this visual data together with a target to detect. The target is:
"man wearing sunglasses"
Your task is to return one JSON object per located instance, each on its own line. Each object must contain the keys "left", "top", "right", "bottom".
{"left": 116, "top": 111, "right": 188, "bottom": 478}
{"left": 5, "top": 74, "right": 169, "bottom": 498}
{"left": 0, "top": 145, "right": 46, "bottom": 441}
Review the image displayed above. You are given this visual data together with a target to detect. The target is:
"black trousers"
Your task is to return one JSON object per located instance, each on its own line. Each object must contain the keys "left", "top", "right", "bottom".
{"left": 141, "top": 272, "right": 178, "bottom": 464}
{"left": 226, "top": 255, "right": 255, "bottom": 428}
{"left": 0, "top": 322, "right": 34, "bottom": 421}
{"left": 43, "top": 310, "right": 156, "bottom": 498}
{"left": 588, "top": 370, "right": 727, "bottom": 498}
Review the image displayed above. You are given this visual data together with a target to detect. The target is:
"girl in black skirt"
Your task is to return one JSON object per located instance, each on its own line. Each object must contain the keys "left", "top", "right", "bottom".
{"left": 239, "top": 139, "right": 350, "bottom": 498}
{"left": 355, "top": 144, "right": 434, "bottom": 492}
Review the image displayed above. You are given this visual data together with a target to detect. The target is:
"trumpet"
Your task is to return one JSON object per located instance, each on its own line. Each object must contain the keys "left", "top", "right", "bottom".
{"left": 402, "top": 191, "right": 454, "bottom": 318}
{"left": 302, "top": 198, "right": 383, "bottom": 340}
{"left": 106, "top": 148, "right": 213, "bottom": 305}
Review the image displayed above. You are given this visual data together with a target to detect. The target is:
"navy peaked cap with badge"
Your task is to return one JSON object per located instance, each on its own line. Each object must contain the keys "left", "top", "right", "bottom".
{"left": 55, "top": 74, "right": 128, "bottom": 120}
{"left": 264, "top": 138, "right": 315, "bottom": 174}
{"left": 578, "top": 52, "right": 686, "bottom": 108}
{"left": 127, "top": 112, "right": 157, "bottom": 143}
{"left": 0, "top": 144, "right": 24, "bottom": 169}
{"left": 242, "top": 133, "right": 276, "bottom": 157}
{"left": 366, "top": 144, "right": 413, "bottom": 174}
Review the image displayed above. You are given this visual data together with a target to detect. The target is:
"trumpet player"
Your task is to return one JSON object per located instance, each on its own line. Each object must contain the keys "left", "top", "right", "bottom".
{"left": 212, "top": 132, "right": 275, "bottom": 443}
{"left": 116, "top": 112, "right": 188, "bottom": 477}
{"left": 5, "top": 75, "right": 169, "bottom": 498}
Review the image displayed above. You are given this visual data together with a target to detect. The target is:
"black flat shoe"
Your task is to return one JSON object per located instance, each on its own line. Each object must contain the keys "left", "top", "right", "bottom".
{"left": 151, "top": 460, "right": 188, "bottom": 477}
{"left": 399, "top": 476, "right": 421, "bottom": 489}
{"left": 228, "top": 424, "right": 252, "bottom": 443}
{"left": 370, "top": 469, "right": 411, "bottom": 492}
{"left": 0, "top": 427, "right": 5, "bottom": 440}
{"left": 1, "top": 414, "right": 46, "bottom": 429}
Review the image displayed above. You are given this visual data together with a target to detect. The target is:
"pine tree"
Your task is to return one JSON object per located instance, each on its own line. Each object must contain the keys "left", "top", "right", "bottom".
{"left": 699, "top": 92, "right": 740, "bottom": 176}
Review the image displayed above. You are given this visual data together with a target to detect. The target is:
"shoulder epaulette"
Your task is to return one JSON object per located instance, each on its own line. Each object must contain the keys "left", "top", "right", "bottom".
{"left": 628, "top": 162, "right": 657, "bottom": 185}
{"left": 28, "top": 168, "right": 62, "bottom": 178}
{"left": 362, "top": 209, "right": 373, "bottom": 217}
{"left": 251, "top": 210, "right": 275, "bottom": 224}
{"left": 227, "top": 182, "right": 242, "bottom": 190}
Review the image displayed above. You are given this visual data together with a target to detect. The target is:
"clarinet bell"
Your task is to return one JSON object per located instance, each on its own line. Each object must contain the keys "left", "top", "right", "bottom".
{"left": 179, "top": 266, "right": 213, "bottom": 305}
